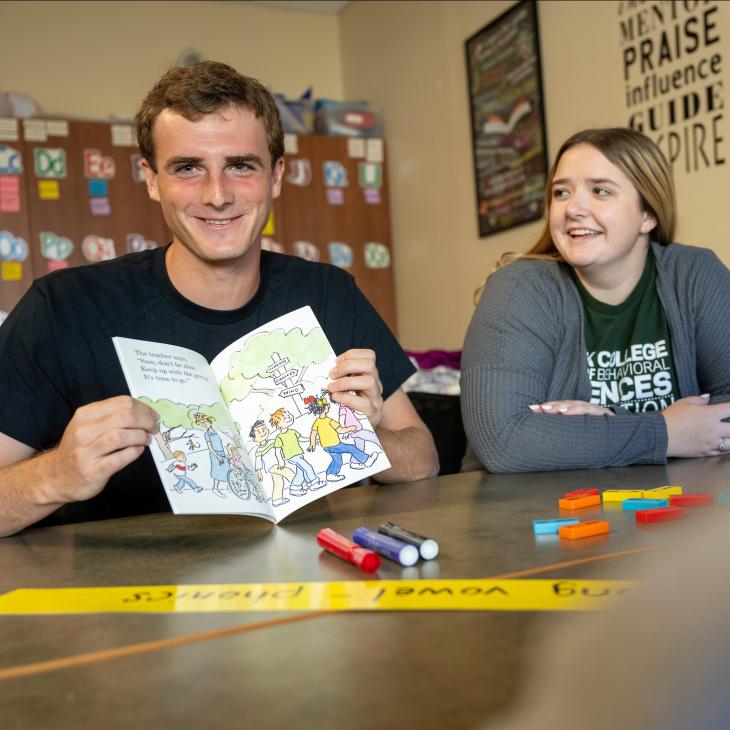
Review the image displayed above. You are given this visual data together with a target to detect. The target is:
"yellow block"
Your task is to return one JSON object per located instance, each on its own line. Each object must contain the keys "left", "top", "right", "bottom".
{"left": 0, "top": 579, "right": 635, "bottom": 615}
{"left": 602, "top": 489, "right": 644, "bottom": 503}
{"left": 642, "top": 485, "right": 683, "bottom": 499}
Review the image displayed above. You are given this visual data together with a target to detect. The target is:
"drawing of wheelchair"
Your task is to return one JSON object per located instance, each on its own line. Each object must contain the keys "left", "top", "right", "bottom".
{"left": 226, "top": 461, "right": 267, "bottom": 503}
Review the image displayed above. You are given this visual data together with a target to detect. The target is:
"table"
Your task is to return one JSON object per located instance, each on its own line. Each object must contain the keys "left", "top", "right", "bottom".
{"left": 2, "top": 456, "right": 729, "bottom": 729}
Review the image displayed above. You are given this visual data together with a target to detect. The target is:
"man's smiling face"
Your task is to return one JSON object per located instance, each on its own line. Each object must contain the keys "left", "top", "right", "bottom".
{"left": 143, "top": 104, "right": 284, "bottom": 266}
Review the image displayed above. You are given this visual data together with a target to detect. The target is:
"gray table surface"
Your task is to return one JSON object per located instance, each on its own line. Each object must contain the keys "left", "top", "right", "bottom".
{"left": 2, "top": 456, "right": 729, "bottom": 729}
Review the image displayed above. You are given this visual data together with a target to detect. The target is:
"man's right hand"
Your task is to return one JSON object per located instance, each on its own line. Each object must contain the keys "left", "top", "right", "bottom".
{"left": 49, "top": 396, "right": 158, "bottom": 503}
{"left": 0, "top": 396, "right": 158, "bottom": 536}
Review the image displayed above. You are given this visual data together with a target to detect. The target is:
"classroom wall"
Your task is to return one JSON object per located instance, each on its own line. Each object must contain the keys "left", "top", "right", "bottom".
{"left": 0, "top": 1, "right": 343, "bottom": 118}
{"left": 340, "top": 0, "right": 730, "bottom": 350}
{"left": 2, "top": 1, "right": 728, "bottom": 351}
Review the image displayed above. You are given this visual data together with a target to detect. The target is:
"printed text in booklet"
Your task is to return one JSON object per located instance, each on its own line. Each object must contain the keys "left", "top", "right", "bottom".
{"left": 113, "top": 306, "right": 389, "bottom": 523}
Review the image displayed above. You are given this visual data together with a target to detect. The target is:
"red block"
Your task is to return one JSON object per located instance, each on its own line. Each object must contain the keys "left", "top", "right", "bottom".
{"left": 563, "top": 488, "right": 600, "bottom": 499}
{"left": 636, "top": 506, "right": 685, "bottom": 523}
{"left": 669, "top": 494, "right": 715, "bottom": 507}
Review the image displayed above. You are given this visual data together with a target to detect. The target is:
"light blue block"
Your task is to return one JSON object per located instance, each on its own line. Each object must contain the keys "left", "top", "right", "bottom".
{"left": 717, "top": 493, "right": 730, "bottom": 505}
{"left": 532, "top": 518, "right": 580, "bottom": 535}
{"left": 622, "top": 498, "right": 669, "bottom": 511}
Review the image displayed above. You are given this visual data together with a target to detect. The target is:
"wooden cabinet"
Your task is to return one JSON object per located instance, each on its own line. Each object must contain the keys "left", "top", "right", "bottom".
{"left": 0, "top": 117, "right": 166, "bottom": 321}
{"left": 0, "top": 120, "right": 397, "bottom": 333}
{"left": 271, "top": 134, "right": 397, "bottom": 333}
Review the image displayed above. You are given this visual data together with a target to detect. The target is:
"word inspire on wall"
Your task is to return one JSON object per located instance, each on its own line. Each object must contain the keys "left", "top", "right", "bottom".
{"left": 619, "top": 0, "right": 724, "bottom": 174}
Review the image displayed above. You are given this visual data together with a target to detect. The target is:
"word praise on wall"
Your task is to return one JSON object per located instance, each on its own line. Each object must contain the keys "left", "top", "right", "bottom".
{"left": 618, "top": 0, "right": 725, "bottom": 174}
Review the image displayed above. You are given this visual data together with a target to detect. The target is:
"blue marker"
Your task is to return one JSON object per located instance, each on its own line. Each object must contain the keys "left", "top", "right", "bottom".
{"left": 532, "top": 518, "right": 579, "bottom": 535}
{"left": 353, "top": 527, "right": 419, "bottom": 567}
{"left": 622, "top": 498, "right": 669, "bottom": 511}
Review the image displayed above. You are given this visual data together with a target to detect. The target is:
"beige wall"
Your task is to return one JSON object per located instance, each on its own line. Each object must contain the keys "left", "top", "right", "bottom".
{"left": 0, "top": 1, "right": 343, "bottom": 118}
{"left": 2, "top": 1, "right": 728, "bottom": 350}
{"left": 341, "top": 0, "right": 730, "bottom": 349}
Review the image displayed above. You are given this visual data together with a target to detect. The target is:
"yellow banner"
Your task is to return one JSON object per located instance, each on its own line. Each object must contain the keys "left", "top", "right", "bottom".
{"left": 0, "top": 579, "right": 634, "bottom": 615}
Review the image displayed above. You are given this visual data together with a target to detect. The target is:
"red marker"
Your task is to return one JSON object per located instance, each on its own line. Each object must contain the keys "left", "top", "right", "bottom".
{"left": 317, "top": 528, "right": 381, "bottom": 573}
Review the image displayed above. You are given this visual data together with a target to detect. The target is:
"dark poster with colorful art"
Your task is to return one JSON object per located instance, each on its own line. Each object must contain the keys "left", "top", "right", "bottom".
{"left": 465, "top": 0, "right": 549, "bottom": 237}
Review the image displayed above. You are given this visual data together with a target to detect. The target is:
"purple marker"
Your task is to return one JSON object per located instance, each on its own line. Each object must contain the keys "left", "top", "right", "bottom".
{"left": 352, "top": 527, "right": 419, "bottom": 567}
{"left": 378, "top": 522, "right": 439, "bottom": 560}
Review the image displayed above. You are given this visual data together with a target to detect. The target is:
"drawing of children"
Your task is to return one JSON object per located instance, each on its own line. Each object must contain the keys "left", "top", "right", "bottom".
{"left": 167, "top": 451, "right": 203, "bottom": 493}
{"left": 270, "top": 408, "right": 324, "bottom": 496}
{"left": 250, "top": 420, "right": 295, "bottom": 507}
{"left": 194, "top": 412, "right": 229, "bottom": 499}
{"left": 306, "top": 391, "right": 378, "bottom": 482}
{"left": 227, "top": 442, "right": 266, "bottom": 502}
{"left": 226, "top": 443, "right": 246, "bottom": 472}
{"left": 337, "top": 404, "right": 382, "bottom": 455}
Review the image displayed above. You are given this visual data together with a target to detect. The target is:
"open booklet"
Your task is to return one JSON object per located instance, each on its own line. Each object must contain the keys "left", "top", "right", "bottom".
{"left": 113, "top": 306, "right": 389, "bottom": 523}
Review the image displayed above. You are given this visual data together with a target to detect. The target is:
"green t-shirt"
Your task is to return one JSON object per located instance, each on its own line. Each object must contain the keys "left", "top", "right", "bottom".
{"left": 274, "top": 428, "right": 304, "bottom": 458}
{"left": 574, "top": 252, "right": 679, "bottom": 413}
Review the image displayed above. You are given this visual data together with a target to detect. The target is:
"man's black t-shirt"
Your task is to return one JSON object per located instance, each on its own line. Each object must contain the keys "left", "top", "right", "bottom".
{"left": 0, "top": 247, "right": 414, "bottom": 525}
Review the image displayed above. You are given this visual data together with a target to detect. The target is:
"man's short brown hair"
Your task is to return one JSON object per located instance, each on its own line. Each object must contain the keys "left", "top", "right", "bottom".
{"left": 135, "top": 61, "right": 284, "bottom": 172}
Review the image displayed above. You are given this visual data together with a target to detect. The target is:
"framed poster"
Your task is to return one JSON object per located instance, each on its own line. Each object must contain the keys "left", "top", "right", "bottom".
{"left": 465, "top": 0, "right": 548, "bottom": 237}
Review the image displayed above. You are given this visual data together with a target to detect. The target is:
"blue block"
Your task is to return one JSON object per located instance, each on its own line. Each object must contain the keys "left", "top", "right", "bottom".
{"left": 717, "top": 493, "right": 730, "bottom": 505}
{"left": 533, "top": 518, "right": 580, "bottom": 535}
{"left": 622, "top": 498, "right": 669, "bottom": 511}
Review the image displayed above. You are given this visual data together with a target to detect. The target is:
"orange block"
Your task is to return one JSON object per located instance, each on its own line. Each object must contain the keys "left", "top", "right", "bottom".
{"left": 558, "top": 494, "right": 601, "bottom": 510}
{"left": 559, "top": 520, "right": 610, "bottom": 540}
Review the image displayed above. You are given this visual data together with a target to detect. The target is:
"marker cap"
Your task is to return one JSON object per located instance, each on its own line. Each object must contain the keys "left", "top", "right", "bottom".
{"left": 353, "top": 527, "right": 419, "bottom": 567}
{"left": 317, "top": 528, "right": 381, "bottom": 573}
{"left": 351, "top": 547, "right": 382, "bottom": 573}
{"left": 378, "top": 522, "right": 440, "bottom": 560}
{"left": 418, "top": 538, "right": 439, "bottom": 560}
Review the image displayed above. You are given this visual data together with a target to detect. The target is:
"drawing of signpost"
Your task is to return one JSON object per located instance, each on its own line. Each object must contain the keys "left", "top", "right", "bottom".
{"left": 219, "top": 325, "right": 331, "bottom": 408}
{"left": 268, "top": 352, "right": 306, "bottom": 415}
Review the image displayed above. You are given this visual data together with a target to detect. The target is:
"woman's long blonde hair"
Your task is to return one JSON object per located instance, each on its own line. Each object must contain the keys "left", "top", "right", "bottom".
{"left": 475, "top": 128, "right": 677, "bottom": 303}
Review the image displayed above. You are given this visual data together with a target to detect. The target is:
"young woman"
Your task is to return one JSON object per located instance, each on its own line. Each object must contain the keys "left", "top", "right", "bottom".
{"left": 461, "top": 127, "right": 730, "bottom": 473}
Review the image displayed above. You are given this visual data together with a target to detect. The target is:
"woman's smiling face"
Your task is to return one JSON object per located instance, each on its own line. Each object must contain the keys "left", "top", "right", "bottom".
{"left": 549, "top": 143, "right": 657, "bottom": 286}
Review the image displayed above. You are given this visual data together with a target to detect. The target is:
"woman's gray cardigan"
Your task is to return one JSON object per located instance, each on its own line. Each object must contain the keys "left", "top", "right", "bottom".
{"left": 460, "top": 242, "right": 730, "bottom": 473}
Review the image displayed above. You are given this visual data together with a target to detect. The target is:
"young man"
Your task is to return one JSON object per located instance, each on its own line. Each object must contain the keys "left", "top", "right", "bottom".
{"left": 0, "top": 61, "right": 438, "bottom": 535}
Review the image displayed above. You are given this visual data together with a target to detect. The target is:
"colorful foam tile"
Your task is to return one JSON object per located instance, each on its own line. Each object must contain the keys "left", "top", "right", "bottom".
{"left": 601, "top": 489, "right": 644, "bottom": 503}
{"left": 558, "top": 494, "right": 601, "bottom": 510}
{"left": 642, "top": 485, "right": 683, "bottom": 499}
{"left": 558, "top": 520, "right": 610, "bottom": 540}
{"left": 669, "top": 494, "right": 715, "bottom": 507}
{"left": 622, "top": 498, "right": 669, "bottom": 511}
{"left": 635, "top": 506, "right": 685, "bottom": 524}
{"left": 532, "top": 518, "right": 579, "bottom": 535}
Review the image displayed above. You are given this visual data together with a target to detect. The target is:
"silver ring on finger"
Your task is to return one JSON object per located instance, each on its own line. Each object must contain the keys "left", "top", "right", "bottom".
{"left": 719, "top": 437, "right": 728, "bottom": 452}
